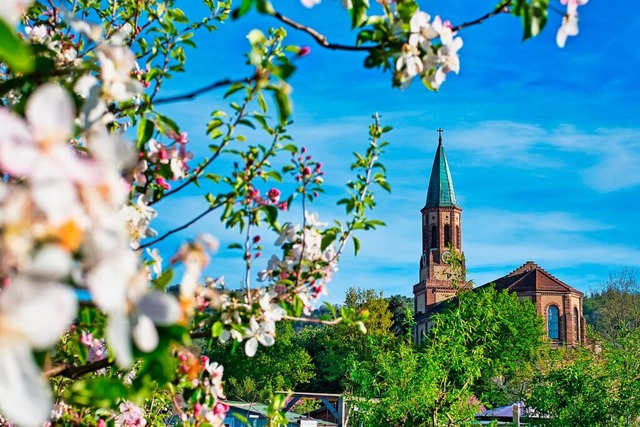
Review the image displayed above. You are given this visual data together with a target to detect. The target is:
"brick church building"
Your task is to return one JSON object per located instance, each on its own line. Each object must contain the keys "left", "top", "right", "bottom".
{"left": 413, "top": 130, "right": 585, "bottom": 347}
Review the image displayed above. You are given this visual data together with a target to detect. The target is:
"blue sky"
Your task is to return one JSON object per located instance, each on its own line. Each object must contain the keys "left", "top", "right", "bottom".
{"left": 149, "top": 0, "right": 640, "bottom": 303}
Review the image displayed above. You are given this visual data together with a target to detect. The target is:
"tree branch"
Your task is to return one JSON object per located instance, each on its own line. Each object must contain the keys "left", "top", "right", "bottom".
{"left": 270, "top": 1, "right": 514, "bottom": 54}
{"left": 153, "top": 77, "right": 251, "bottom": 105}
{"left": 138, "top": 198, "right": 229, "bottom": 249}
{"left": 150, "top": 80, "right": 258, "bottom": 205}
{"left": 45, "top": 359, "right": 113, "bottom": 379}
{"left": 270, "top": 11, "right": 373, "bottom": 51}
{"left": 451, "top": 0, "right": 513, "bottom": 32}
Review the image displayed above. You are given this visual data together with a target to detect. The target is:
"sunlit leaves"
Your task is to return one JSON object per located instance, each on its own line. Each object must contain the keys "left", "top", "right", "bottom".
{"left": 0, "top": 19, "right": 35, "bottom": 74}
{"left": 513, "top": 0, "right": 549, "bottom": 40}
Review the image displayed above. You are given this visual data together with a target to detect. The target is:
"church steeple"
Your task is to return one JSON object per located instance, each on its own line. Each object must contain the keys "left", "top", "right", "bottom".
{"left": 414, "top": 129, "right": 466, "bottom": 315}
{"left": 425, "top": 130, "right": 459, "bottom": 209}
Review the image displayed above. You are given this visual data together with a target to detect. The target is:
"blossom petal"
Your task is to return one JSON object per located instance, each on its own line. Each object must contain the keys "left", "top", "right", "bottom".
{"left": 25, "top": 84, "right": 75, "bottom": 145}
{"left": 137, "top": 292, "right": 180, "bottom": 325}
{"left": 26, "top": 244, "right": 72, "bottom": 280}
{"left": 107, "top": 312, "right": 133, "bottom": 368}
{"left": 0, "top": 342, "right": 52, "bottom": 427}
{"left": 0, "top": 109, "right": 38, "bottom": 176}
{"left": 1, "top": 277, "right": 77, "bottom": 349}
{"left": 86, "top": 252, "right": 136, "bottom": 313}
{"left": 245, "top": 337, "right": 258, "bottom": 357}
{"left": 31, "top": 176, "right": 78, "bottom": 225}
{"left": 133, "top": 314, "right": 159, "bottom": 353}
{"left": 257, "top": 334, "right": 275, "bottom": 347}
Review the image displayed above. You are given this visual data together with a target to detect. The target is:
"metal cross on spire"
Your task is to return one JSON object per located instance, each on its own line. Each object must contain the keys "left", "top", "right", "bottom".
{"left": 437, "top": 127, "right": 444, "bottom": 144}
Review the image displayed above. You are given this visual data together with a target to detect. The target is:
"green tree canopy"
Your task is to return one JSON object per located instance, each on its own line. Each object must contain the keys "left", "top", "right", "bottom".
{"left": 527, "top": 329, "right": 640, "bottom": 426}
{"left": 347, "top": 284, "right": 548, "bottom": 426}
{"left": 206, "top": 321, "right": 314, "bottom": 403}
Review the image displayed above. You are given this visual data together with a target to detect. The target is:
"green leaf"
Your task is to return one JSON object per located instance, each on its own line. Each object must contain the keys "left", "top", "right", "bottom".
{"left": 350, "top": 0, "right": 370, "bottom": 28}
{"left": 211, "top": 321, "right": 224, "bottom": 337}
{"left": 137, "top": 118, "right": 155, "bottom": 146}
{"left": 257, "top": 91, "right": 268, "bottom": 113}
{"left": 153, "top": 269, "right": 174, "bottom": 290}
{"left": 224, "top": 82, "right": 245, "bottom": 98}
{"left": 228, "top": 242, "right": 243, "bottom": 249}
{"left": 273, "top": 86, "right": 292, "bottom": 125}
{"left": 157, "top": 114, "right": 180, "bottom": 133}
{"left": 263, "top": 204, "right": 278, "bottom": 226}
{"left": 66, "top": 378, "right": 129, "bottom": 408}
{"left": 232, "top": 0, "right": 255, "bottom": 19}
{"left": 396, "top": 0, "right": 418, "bottom": 23}
{"left": 0, "top": 19, "right": 35, "bottom": 74}
{"left": 353, "top": 236, "right": 361, "bottom": 255}
{"left": 256, "top": 0, "right": 275, "bottom": 15}
{"left": 168, "top": 8, "right": 189, "bottom": 23}
{"left": 321, "top": 230, "right": 338, "bottom": 251}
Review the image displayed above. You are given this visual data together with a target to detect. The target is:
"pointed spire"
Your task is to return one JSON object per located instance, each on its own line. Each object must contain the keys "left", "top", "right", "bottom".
{"left": 425, "top": 129, "right": 458, "bottom": 208}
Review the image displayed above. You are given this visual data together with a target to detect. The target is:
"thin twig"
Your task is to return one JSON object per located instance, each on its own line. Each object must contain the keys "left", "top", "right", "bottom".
{"left": 138, "top": 199, "right": 228, "bottom": 249}
{"left": 451, "top": 0, "right": 513, "bottom": 32}
{"left": 271, "top": 1, "right": 514, "bottom": 53}
{"left": 150, "top": 80, "right": 258, "bottom": 205}
{"left": 153, "top": 78, "right": 249, "bottom": 105}
{"left": 271, "top": 11, "right": 373, "bottom": 52}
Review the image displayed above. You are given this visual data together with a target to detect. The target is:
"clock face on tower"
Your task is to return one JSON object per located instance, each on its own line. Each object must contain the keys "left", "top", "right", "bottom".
{"left": 441, "top": 250, "right": 452, "bottom": 264}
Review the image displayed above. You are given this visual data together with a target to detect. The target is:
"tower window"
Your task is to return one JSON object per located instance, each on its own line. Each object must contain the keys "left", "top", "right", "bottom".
{"left": 431, "top": 225, "right": 438, "bottom": 248}
{"left": 444, "top": 224, "right": 451, "bottom": 246}
{"left": 456, "top": 225, "right": 460, "bottom": 249}
{"left": 547, "top": 305, "right": 560, "bottom": 340}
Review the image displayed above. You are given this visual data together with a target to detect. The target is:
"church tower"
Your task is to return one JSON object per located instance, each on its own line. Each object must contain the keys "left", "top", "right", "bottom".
{"left": 413, "top": 129, "right": 467, "bottom": 316}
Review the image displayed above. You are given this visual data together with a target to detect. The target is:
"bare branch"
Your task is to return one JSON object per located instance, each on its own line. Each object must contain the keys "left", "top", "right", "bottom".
{"left": 45, "top": 359, "right": 113, "bottom": 379}
{"left": 270, "top": 11, "right": 373, "bottom": 52}
{"left": 150, "top": 80, "right": 258, "bottom": 205}
{"left": 153, "top": 77, "right": 251, "bottom": 105}
{"left": 451, "top": 0, "right": 513, "bottom": 32}
{"left": 138, "top": 198, "right": 229, "bottom": 249}
{"left": 270, "top": 1, "right": 514, "bottom": 54}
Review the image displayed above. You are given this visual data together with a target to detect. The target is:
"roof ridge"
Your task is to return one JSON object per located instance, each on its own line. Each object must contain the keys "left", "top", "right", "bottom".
{"left": 507, "top": 260, "right": 539, "bottom": 277}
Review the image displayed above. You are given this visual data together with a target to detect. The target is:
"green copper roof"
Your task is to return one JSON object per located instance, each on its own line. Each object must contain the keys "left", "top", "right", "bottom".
{"left": 425, "top": 137, "right": 459, "bottom": 208}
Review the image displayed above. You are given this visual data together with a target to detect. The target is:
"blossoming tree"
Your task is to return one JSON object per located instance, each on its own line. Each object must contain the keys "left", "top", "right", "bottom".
{"left": 0, "top": 0, "right": 588, "bottom": 425}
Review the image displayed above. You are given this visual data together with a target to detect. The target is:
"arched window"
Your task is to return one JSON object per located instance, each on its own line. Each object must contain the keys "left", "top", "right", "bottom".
{"left": 573, "top": 307, "right": 579, "bottom": 343}
{"left": 547, "top": 305, "right": 560, "bottom": 340}
{"left": 444, "top": 224, "right": 451, "bottom": 246}
{"left": 456, "top": 225, "right": 461, "bottom": 249}
{"left": 431, "top": 225, "right": 438, "bottom": 248}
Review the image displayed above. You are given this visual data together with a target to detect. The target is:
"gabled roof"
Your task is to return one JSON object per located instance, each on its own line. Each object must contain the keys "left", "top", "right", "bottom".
{"left": 478, "top": 261, "right": 583, "bottom": 296}
{"left": 425, "top": 136, "right": 459, "bottom": 209}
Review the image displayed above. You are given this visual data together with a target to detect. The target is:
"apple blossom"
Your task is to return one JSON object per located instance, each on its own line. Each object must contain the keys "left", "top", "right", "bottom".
{"left": 0, "top": 278, "right": 77, "bottom": 427}
{"left": 301, "top": 0, "right": 321, "bottom": 8}
{"left": 96, "top": 44, "right": 143, "bottom": 102}
{"left": 244, "top": 316, "right": 276, "bottom": 357}
{"left": 115, "top": 401, "right": 147, "bottom": 427}
{"left": 557, "top": 0, "right": 588, "bottom": 47}
{"left": 408, "top": 11, "right": 437, "bottom": 51}
{"left": 0, "top": 0, "right": 33, "bottom": 26}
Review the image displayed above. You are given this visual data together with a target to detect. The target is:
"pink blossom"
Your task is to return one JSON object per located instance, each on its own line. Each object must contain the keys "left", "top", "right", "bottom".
{"left": 298, "top": 46, "right": 311, "bottom": 57}
{"left": 156, "top": 177, "right": 170, "bottom": 190}
{"left": 267, "top": 188, "right": 281, "bottom": 203}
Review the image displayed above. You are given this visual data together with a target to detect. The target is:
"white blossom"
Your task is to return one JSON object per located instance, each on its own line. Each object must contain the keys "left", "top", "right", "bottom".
{"left": 96, "top": 44, "right": 143, "bottom": 102}
{"left": 0, "top": 278, "right": 77, "bottom": 427}
{"left": 300, "top": 0, "right": 321, "bottom": 8}
{"left": 0, "top": 0, "right": 33, "bottom": 26}
{"left": 244, "top": 317, "right": 276, "bottom": 357}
